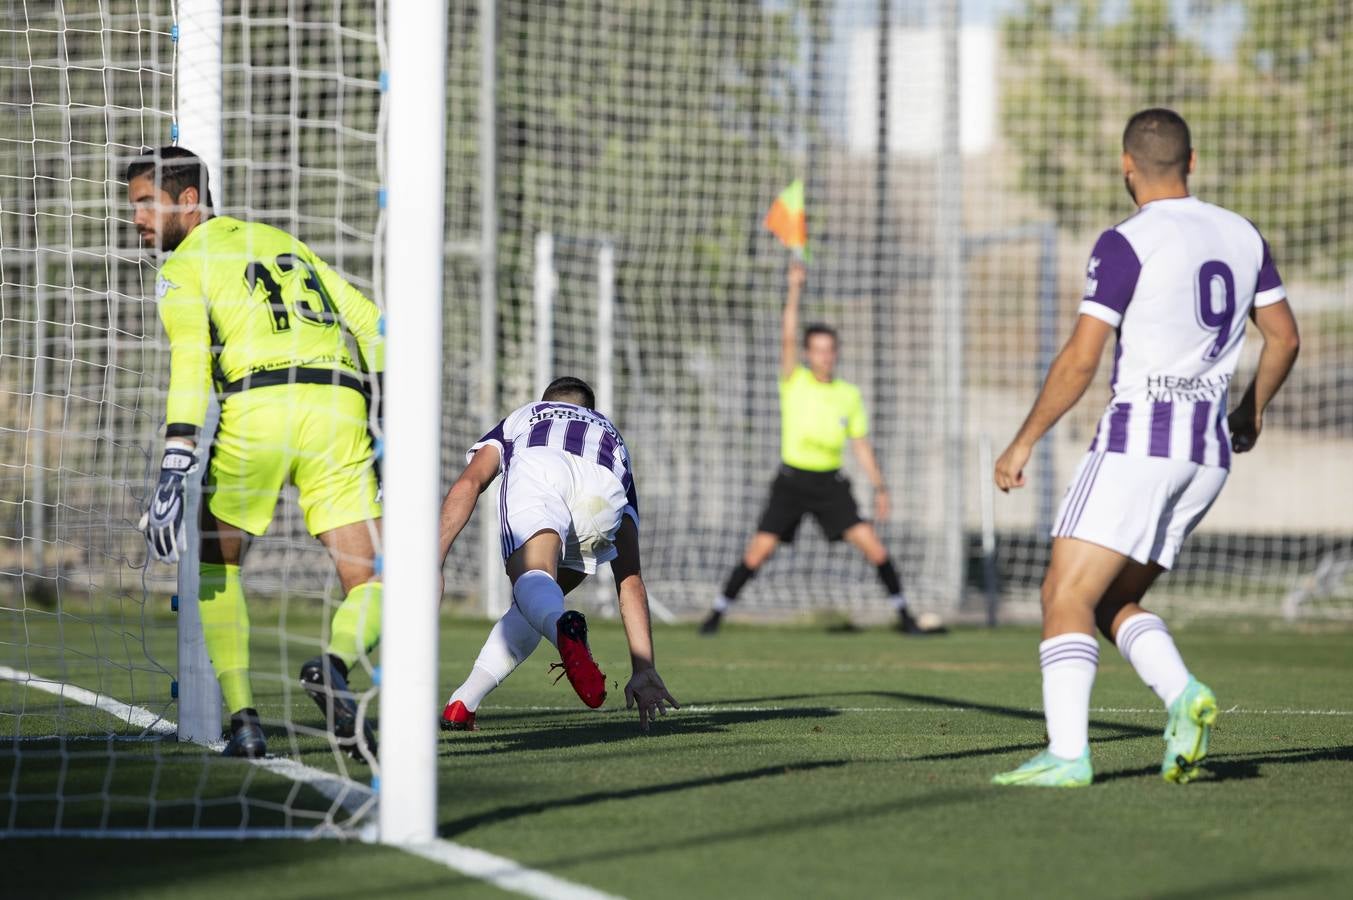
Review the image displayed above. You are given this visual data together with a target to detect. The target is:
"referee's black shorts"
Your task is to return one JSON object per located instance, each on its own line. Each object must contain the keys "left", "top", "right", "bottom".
{"left": 755, "top": 464, "right": 863, "bottom": 543}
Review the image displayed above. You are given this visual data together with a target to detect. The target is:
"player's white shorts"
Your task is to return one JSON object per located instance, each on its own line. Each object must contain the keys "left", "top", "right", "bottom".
{"left": 498, "top": 446, "right": 628, "bottom": 575}
{"left": 1051, "top": 451, "right": 1227, "bottom": 570}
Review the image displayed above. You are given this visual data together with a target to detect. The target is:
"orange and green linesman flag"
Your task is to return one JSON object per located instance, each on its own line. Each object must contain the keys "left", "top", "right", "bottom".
{"left": 763, "top": 179, "right": 809, "bottom": 258}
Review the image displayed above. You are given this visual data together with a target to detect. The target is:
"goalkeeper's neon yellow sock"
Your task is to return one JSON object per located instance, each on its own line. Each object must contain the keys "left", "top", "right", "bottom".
{"left": 327, "top": 581, "right": 382, "bottom": 669}
{"left": 199, "top": 562, "right": 253, "bottom": 713}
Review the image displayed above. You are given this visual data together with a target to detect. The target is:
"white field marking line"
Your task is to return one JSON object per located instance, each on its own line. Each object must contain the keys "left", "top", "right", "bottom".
{"left": 0, "top": 665, "right": 176, "bottom": 735}
{"left": 401, "top": 841, "right": 625, "bottom": 900}
{"left": 482, "top": 703, "right": 1353, "bottom": 717}
{"left": 0, "top": 666, "right": 626, "bottom": 900}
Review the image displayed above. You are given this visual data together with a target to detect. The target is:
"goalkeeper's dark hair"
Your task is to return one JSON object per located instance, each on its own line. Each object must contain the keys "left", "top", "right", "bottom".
{"left": 803, "top": 323, "right": 838, "bottom": 348}
{"left": 542, "top": 376, "right": 596, "bottom": 410}
{"left": 125, "top": 145, "right": 214, "bottom": 210}
{"left": 1122, "top": 109, "right": 1191, "bottom": 181}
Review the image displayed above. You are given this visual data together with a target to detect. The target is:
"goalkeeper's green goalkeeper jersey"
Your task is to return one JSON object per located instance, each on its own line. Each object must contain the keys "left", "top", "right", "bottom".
{"left": 155, "top": 216, "right": 384, "bottom": 433}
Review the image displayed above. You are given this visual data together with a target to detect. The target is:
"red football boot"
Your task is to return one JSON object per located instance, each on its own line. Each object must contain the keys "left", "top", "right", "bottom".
{"left": 554, "top": 610, "right": 607, "bottom": 708}
{"left": 439, "top": 699, "right": 477, "bottom": 732}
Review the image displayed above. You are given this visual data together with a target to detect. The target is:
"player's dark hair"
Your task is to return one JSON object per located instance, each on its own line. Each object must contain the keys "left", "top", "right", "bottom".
{"left": 542, "top": 376, "right": 596, "bottom": 409}
{"left": 125, "top": 145, "right": 214, "bottom": 209}
{"left": 1122, "top": 109, "right": 1192, "bottom": 181}
{"left": 803, "top": 323, "right": 838, "bottom": 349}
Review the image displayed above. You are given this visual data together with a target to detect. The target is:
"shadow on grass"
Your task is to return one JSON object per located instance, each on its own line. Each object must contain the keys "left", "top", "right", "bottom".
{"left": 441, "top": 704, "right": 843, "bottom": 757}
{"left": 1146, "top": 868, "right": 1333, "bottom": 900}
{"left": 0, "top": 838, "right": 440, "bottom": 900}
{"left": 519, "top": 785, "right": 992, "bottom": 877}
{"left": 1096, "top": 744, "right": 1353, "bottom": 784}
{"left": 0, "top": 745, "right": 366, "bottom": 834}
{"left": 912, "top": 729, "right": 1149, "bottom": 763}
{"left": 695, "top": 688, "right": 1165, "bottom": 755}
{"left": 438, "top": 758, "right": 850, "bottom": 838}
{"left": 705, "top": 688, "right": 1155, "bottom": 734}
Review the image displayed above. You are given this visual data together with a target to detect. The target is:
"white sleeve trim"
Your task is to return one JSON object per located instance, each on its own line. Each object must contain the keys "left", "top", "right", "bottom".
{"left": 622, "top": 506, "right": 639, "bottom": 529}
{"left": 1077, "top": 300, "right": 1122, "bottom": 328}
{"left": 1254, "top": 286, "right": 1288, "bottom": 308}
{"left": 466, "top": 439, "right": 505, "bottom": 467}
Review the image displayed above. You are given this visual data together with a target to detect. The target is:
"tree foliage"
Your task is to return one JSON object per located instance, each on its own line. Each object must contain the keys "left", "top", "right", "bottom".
{"left": 1002, "top": 0, "right": 1351, "bottom": 278}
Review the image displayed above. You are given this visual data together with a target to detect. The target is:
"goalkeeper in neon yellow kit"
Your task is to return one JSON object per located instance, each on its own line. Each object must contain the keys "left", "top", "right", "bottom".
{"left": 128, "top": 146, "right": 382, "bottom": 760}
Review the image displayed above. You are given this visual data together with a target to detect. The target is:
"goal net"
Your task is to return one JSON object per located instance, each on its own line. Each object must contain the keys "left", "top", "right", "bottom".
{"left": 1, "top": 0, "right": 384, "bottom": 836}
{"left": 451, "top": 0, "right": 1353, "bottom": 623}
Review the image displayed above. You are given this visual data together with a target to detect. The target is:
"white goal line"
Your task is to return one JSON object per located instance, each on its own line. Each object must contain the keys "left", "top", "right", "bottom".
{"left": 0, "top": 666, "right": 625, "bottom": 900}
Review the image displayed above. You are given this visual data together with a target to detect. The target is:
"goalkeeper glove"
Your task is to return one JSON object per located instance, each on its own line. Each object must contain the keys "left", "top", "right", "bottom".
{"left": 139, "top": 442, "right": 198, "bottom": 563}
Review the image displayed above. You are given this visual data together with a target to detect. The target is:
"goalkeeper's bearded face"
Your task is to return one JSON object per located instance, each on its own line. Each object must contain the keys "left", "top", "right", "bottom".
{"left": 128, "top": 174, "right": 196, "bottom": 253}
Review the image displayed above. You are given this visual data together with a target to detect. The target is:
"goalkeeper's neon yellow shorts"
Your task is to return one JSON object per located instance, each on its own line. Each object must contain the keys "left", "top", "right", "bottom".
{"left": 205, "top": 383, "right": 380, "bottom": 537}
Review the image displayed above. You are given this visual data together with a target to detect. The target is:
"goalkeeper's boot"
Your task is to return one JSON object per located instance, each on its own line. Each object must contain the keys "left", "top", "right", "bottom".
{"left": 222, "top": 708, "right": 268, "bottom": 759}
{"left": 1162, "top": 676, "right": 1218, "bottom": 784}
{"left": 698, "top": 610, "right": 723, "bottom": 636}
{"left": 440, "top": 699, "right": 477, "bottom": 732}
{"left": 992, "top": 748, "right": 1093, "bottom": 787}
{"left": 554, "top": 610, "right": 606, "bottom": 709}
{"left": 300, "top": 654, "right": 378, "bottom": 762}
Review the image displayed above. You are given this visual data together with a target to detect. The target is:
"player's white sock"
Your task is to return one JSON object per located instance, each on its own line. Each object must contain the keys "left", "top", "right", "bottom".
{"left": 451, "top": 605, "right": 542, "bottom": 711}
{"left": 512, "top": 569, "right": 566, "bottom": 649}
{"left": 1040, "top": 633, "right": 1099, "bottom": 760}
{"left": 1116, "top": 612, "right": 1190, "bottom": 707}
{"left": 450, "top": 666, "right": 499, "bottom": 713}
{"left": 890, "top": 594, "right": 907, "bottom": 612}
{"left": 712, "top": 595, "right": 731, "bottom": 614}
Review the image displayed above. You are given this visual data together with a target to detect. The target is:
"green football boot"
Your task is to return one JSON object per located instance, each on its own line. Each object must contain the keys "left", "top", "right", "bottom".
{"left": 1162, "top": 676, "right": 1217, "bottom": 784}
{"left": 992, "top": 748, "right": 1093, "bottom": 787}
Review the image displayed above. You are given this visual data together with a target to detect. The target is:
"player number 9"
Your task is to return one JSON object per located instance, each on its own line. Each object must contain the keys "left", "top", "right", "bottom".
{"left": 1195, "top": 260, "right": 1236, "bottom": 361}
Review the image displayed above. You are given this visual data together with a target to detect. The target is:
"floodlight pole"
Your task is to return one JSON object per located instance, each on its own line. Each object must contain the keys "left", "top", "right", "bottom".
{"left": 479, "top": 0, "right": 504, "bottom": 619}
{"left": 936, "top": 0, "right": 966, "bottom": 610}
{"left": 381, "top": 0, "right": 448, "bottom": 845}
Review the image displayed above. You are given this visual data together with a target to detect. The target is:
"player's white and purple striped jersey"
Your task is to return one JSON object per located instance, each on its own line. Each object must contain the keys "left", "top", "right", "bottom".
{"left": 1079, "top": 196, "right": 1286, "bottom": 470}
{"left": 469, "top": 401, "right": 639, "bottom": 524}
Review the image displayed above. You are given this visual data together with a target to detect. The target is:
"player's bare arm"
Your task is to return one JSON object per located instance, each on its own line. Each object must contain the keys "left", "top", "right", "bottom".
{"left": 850, "top": 437, "right": 890, "bottom": 521}
{"left": 437, "top": 445, "right": 501, "bottom": 564}
{"left": 611, "top": 516, "right": 679, "bottom": 731}
{"left": 780, "top": 261, "right": 807, "bottom": 380}
{"left": 995, "top": 314, "right": 1113, "bottom": 492}
{"left": 1229, "top": 300, "right": 1300, "bottom": 453}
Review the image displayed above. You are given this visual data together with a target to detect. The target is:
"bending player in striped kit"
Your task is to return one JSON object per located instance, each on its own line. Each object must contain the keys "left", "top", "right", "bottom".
{"left": 437, "top": 377, "right": 679, "bottom": 732}
{"left": 992, "top": 109, "right": 1300, "bottom": 787}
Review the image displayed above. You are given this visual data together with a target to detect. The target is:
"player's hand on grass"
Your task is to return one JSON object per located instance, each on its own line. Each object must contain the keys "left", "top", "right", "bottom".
{"left": 624, "top": 667, "right": 679, "bottom": 732}
{"left": 1228, "top": 398, "right": 1261, "bottom": 454}
{"left": 994, "top": 441, "right": 1030, "bottom": 493}
{"left": 139, "top": 443, "right": 198, "bottom": 563}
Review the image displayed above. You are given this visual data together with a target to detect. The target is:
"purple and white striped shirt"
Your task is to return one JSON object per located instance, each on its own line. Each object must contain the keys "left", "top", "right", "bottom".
{"left": 469, "top": 401, "right": 639, "bottom": 523}
{"left": 1079, "top": 197, "right": 1286, "bottom": 470}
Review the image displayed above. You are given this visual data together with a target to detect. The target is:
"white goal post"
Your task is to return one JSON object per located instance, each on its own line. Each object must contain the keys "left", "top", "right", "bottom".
{"left": 378, "top": 0, "right": 449, "bottom": 846}
{"left": 173, "top": 0, "right": 226, "bottom": 749}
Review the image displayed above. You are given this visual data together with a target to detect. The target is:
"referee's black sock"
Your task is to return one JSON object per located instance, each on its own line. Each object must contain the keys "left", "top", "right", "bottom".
{"left": 877, "top": 559, "right": 906, "bottom": 610}
{"left": 715, "top": 563, "right": 757, "bottom": 611}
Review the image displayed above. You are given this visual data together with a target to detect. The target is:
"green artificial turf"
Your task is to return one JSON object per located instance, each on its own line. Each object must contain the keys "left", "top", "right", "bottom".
{"left": 3, "top": 611, "right": 1351, "bottom": 899}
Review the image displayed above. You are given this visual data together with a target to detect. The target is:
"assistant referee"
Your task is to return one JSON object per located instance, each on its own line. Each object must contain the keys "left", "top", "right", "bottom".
{"left": 701, "top": 261, "right": 924, "bottom": 634}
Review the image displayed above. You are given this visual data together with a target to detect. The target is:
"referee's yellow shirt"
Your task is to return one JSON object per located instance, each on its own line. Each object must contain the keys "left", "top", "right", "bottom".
{"left": 778, "top": 365, "right": 868, "bottom": 471}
